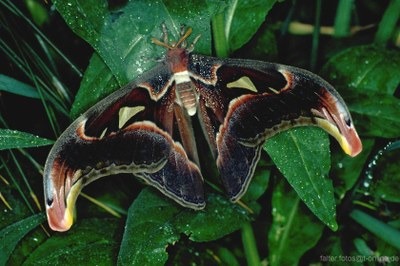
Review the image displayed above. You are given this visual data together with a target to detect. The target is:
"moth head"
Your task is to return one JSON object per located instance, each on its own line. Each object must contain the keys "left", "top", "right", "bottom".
{"left": 312, "top": 88, "right": 362, "bottom": 157}
{"left": 44, "top": 156, "right": 83, "bottom": 232}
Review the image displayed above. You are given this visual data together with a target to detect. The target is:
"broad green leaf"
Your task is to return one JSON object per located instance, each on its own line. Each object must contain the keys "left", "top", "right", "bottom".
{"left": 54, "top": 0, "right": 216, "bottom": 85}
{"left": 339, "top": 88, "right": 400, "bottom": 138}
{"left": 0, "top": 129, "right": 54, "bottom": 150}
{"left": 56, "top": 0, "right": 218, "bottom": 117}
{"left": 70, "top": 52, "right": 119, "bottom": 118}
{"left": 322, "top": 45, "right": 400, "bottom": 94}
{"left": 24, "top": 218, "right": 120, "bottom": 265}
{"left": 331, "top": 139, "right": 374, "bottom": 200}
{"left": 221, "top": 0, "right": 277, "bottom": 52}
{"left": 264, "top": 127, "right": 338, "bottom": 230}
{"left": 268, "top": 179, "right": 324, "bottom": 266}
{"left": 0, "top": 184, "right": 49, "bottom": 265}
{"left": 118, "top": 188, "right": 252, "bottom": 265}
{"left": 0, "top": 213, "right": 45, "bottom": 265}
{"left": 350, "top": 209, "right": 400, "bottom": 250}
{"left": 321, "top": 45, "right": 400, "bottom": 138}
{"left": 52, "top": 0, "right": 108, "bottom": 45}
{"left": 174, "top": 194, "right": 253, "bottom": 242}
{"left": 0, "top": 74, "right": 39, "bottom": 98}
{"left": 117, "top": 191, "right": 180, "bottom": 266}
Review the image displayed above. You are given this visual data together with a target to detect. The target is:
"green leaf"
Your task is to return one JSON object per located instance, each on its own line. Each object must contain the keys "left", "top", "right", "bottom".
{"left": 0, "top": 213, "right": 45, "bottom": 265}
{"left": 268, "top": 179, "right": 324, "bottom": 266}
{"left": 70, "top": 52, "right": 119, "bottom": 118}
{"left": 23, "top": 218, "right": 120, "bottom": 265}
{"left": 118, "top": 188, "right": 252, "bottom": 265}
{"left": 264, "top": 127, "right": 338, "bottom": 230}
{"left": 321, "top": 45, "right": 400, "bottom": 138}
{"left": 322, "top": 45, "right": 400, "bottom": 94}
{"left": 54, "top": 0, "right": 216, "bottom": 85}
{"left": 221, "top": 0, "right": 278, "bottom": 52}
{"left": 350, "top": 209, "right": 400, "bottom": 250}
{"left": 0, "top": 74, "right": 39, "bottom": 99}
{"left": 339, "top": 88, "right": 400, "bottom": 138}
{"left": 52, "top": 0, "right": 108, "bottom": 45}
{"left": 0, "top": 185, "right": 48, "bottom": 266}
{"left": 56, "top": 0, "right": 218, "bottom": 117}
{"left": 0, "top": 129, "right": 54, "bottom": 150}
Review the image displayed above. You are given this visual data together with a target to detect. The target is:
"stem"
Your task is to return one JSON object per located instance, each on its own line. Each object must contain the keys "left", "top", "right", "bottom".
{"left": 212, "top": 12, "right": 229, "bottom": 58}
{"left": 333, "top": 0, "right": 354, "bottom": 37}
{"left": 280, "top": 0, "right": 297, "bottom": 37}
{"left": 310, "top": 0, "right": 321, "bottom": 71}
{"left": 241, "top": 222, "right": 260, "bottom": 266}
{"left": 374, "top": 0, "right": 400, "bottom": 44}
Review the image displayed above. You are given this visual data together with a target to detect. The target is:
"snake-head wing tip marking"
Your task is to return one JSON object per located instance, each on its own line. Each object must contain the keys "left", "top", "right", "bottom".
{"left": 44, "top": 158, "right": 81, "bottom": 232}
{"left": 313, "top": 87, "right": 363, "bottom": 157}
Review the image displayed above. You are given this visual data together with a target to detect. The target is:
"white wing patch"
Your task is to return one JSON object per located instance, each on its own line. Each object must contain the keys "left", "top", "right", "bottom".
{"left": 227, "top": 76, "right": 258, "bottom": 92}
{"left": 118, "top": 106, "right": 145, "bottom": 129}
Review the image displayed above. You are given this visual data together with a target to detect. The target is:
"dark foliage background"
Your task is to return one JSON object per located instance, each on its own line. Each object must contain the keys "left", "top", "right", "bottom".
{"left": 0, "top": 0, "right": 399, "bottom": 265}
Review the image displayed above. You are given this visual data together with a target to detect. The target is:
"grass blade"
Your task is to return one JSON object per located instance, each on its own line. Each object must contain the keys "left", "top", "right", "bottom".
{"left": 350, "top": 209, "right": 400, "bottom": 249}
{"left": 375, "top": 0, "right": 400, "bottom": 44}
{"left": 0, "top": 74, "right": 39, "bottom": 98}
{"left": 333, "top": 0, "right": 354, "bottom": 37}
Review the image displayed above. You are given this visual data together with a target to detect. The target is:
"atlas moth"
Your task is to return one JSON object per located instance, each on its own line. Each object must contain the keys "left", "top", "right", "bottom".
{"left": 44, "top": 24, "right": 362, "bottom": 231}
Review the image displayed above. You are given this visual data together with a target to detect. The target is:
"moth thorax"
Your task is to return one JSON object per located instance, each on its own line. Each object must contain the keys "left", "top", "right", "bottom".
{"left": 175, "top": 82, "right": 198, "bottom": 116}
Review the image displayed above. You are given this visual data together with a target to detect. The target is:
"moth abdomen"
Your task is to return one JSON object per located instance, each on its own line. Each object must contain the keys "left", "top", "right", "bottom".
{"left": 175, "top": 81, "right": 198, "bottom": 116}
